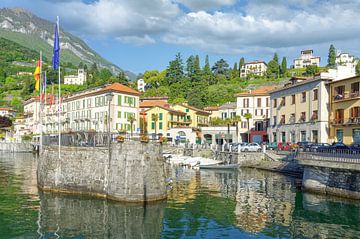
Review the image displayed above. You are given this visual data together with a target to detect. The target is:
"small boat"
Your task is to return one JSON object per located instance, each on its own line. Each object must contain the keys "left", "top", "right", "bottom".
{"left": 200, "top": 164, "right": 239, "bottom": 170}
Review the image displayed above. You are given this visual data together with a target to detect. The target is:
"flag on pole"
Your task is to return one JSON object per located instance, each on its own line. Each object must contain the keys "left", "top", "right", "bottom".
{"left": 33, "top": 60, "right": 40, "bottom": 91}
{"left": 41, "top": 72, "right": 46, "bottom": 101}
{"left": 52, "top": 21, "right": 60, "bottom": 70}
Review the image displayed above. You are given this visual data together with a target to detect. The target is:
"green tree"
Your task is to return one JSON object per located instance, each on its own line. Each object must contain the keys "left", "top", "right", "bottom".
{"left": 244, "top": 113, "right": 252, "bottom": 143}
{"left": 212, "top": 59, "right": 229, "bottom": 75}
{"left": 232, "top": 115, "right": 242, "bottom": 142}
{"left": 116, "top": 71, "right": 128, "bottom": 85}
{"left": 305, "top": 65, "right": 319, "bottom": 76}
{"left": 273, "top": 53, "right": 279, "bottom": 64}
{"left": 281, "top": 57, "right": 287, "bottom": 75}
{"left": 165, "top": 53, "right": 184, "bottom": 85}
{"left": 224, "top": 118, "right": 232, "bottom": 136}
{"left": 78, "top": 61, "right": 84, "bottom": 69}
{"left": 266, "top": 60, "right": 280, "bottom": 78}
{"left": 0, "top": 116, "right": 12, "bottom": 128}
{"left": 210, "top": 117, "right": 223, "bottom": 126}
{"left": 231, "top": 62, "right": 238, "bottom": 79}
{"left": 239, "top": 57, "right": 245, "bottom": 77}
{"left": 327, "top": 44, "right": 336, "bottom": 68}
{"left": 356, "top": 60, "right": 360, "bottom": 75}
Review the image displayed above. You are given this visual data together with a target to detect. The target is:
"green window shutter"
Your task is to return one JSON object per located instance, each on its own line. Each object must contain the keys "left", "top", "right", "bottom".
{"left": 171, "top": 114, "right": 173, "bottom": 120}
{"left": 159, "top": 113, "right": 163, "bottom": 120}
{"left": 186, "top": 108, "right": 189, "bottom": 112}
{"left": 118, "top": 111, "right": 121, "bottom": 118}
{"left": 159, "top": 122, "right": 163, "bottom": 130}
{"left": 151, "top": 122, "right": 155, "bottom": 129}
{"left": 118, "top": 95, "right": 122, "bottom": 106}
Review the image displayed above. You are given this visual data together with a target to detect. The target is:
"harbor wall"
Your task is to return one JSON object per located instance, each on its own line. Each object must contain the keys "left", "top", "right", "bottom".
{"left": 37, "top": 141, "right": 167, "bottom": 202}
{"left": 302, "top": 166, "right": 360, "bottom": 200}
{"left": 0, "top": 142, "right": 33, "bottom": 152}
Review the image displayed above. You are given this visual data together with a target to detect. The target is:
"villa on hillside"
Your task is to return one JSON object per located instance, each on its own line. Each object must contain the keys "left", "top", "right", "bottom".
{"left": 294, "top": 49, "right": 320, "bottom": 69}
{"left": 240, "top": 61, "right": 267, "bottom": 78}
{"left": 64, "top": 69, "right": 87, "bottom": 85}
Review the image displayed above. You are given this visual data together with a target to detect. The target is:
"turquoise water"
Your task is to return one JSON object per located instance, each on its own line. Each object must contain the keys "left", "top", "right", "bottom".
{"left": 0, "top": 154, "right": 360, "bottom": 239}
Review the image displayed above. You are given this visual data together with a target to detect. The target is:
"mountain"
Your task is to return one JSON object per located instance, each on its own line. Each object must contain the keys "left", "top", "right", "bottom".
{"left": 0, "top": 7, "right": 136, "bottom": 79}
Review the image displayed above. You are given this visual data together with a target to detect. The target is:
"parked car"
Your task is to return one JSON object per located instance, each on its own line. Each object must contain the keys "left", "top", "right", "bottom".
{"left": 266, "top": 142, "right": 278, "bottom": 150}
{"left": 350, "top": 143, "right": 360, "bottom": 154}
{"left": 277, "top": 142, "right": 291, "bottom": 151}
{"left": 297, "top": 141, "right": 313, "bottom": 151}
{"left": 242, "top": 143, "right": 262, "bottom": 152}
{"left": 309, "top": 143, "right": 331, "bottom": 152}
{"left": 232, "top": 142, "right": 248, "bottom": 151}
{"left": 318, "top": 142, "right": 350, "bottom": 153}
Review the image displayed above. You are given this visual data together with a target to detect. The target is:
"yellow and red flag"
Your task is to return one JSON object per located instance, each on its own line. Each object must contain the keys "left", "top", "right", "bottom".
{"left": 33, "top": 60, "right": 40, "bottom": 91}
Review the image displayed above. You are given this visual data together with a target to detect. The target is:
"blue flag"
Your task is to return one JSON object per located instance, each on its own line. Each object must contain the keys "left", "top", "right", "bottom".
{"left": 52, "top": 21, "right": 60, "bottom": 70}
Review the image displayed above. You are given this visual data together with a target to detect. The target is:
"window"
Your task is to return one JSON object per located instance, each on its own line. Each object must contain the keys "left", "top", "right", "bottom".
{"left": 312, "top": 130, "right": 318, "bottom": 143}
{"left": 266, "top": 98, "right": 269, "bottom": 107}
{"left": 118, "top": 95, "right": 122, "bottom": 106}
{"left": 334, "top": 85, "right": 345, "bottom": 100}
{"left": 291, "top": 95, "right": 295, "bottom": 104}
{"left": 350, "top": 107, "right": 360, "bottom": 123}
{"left": 280, "top": 97, "right": 285, "bottom": 106}
{"left": 300, "top": 112, "right": 306, "bottom": 122}
{"left": 351, "top": 82, "right": 359, "bottom": 98}
{"left": 273, "top": 99, "right": 277, "bottom": 108}
{"left": 336, "top": 129, "right": 344, "bottom": 142}
{"left": 335, "top": 109, "right": 344, "bottom": 124}
{"left": 185, "top": 108, "right": 189, "bottom": 113}
{"left": 273, "top": 133, "right": 277, "bottom": 143}
{"left": 281, "top": 132, "right": 286, "bottom": 142}
{"left": 243, "top": 98, "right": 249, "bottom": 108}
{"left": 353, "top": 129, "right": 360, "bottom": 143}
{"left": 280, "top": 115, "right": 285, "bottom": 124}
{"left": 311, "top": 110, "right": 318, "bottom": 121}
{"left": 118, "top": 111, "right": 121, "bottom": 118}
{"left": 301, "top": 92, "right": 306, "bottom": 103}
{"left": 301, "top": 131, "right": 306, "bottom": 142}
{"left": 151, "top": 122, "right": 155, "bottom": 130}
{"left": 159, "top": 113, "right": 163, "bottom": 120}
{"left": 257, "top": 98, "right": 261, "bottom": 107}
{"left": 290, "top": 113, "right": 295, "bottom": 123}
{"left": 273, "top": 116, "right": 277, "bottom": 126}
{"left": 159, "top": 122, "right": 163, "bottom": 130}
{"left": 313, "top": 89, "right": 318, "bottom": 101}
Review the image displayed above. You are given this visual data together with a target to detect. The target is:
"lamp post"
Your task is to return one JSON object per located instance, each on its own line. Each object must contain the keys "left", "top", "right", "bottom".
{"left": 105, "top": 92, "right": 114, "bottom": 149}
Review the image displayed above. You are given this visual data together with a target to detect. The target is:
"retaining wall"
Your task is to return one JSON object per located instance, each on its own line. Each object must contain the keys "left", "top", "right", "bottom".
{"left": 37, "top": 141, "right": 167, "bottom": 202}
{"left": 0, "top": 142, "right": 33, "bottom": 152}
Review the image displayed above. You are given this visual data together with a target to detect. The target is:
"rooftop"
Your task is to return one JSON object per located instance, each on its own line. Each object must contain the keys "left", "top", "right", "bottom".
{"left": 235, "top": 86, "right": 278, "bottom": 97}
{"left": 219, "top": 102, "right": 236, "bottom": 110}
{"left": 204, "top": 106, "right": 219, "bottom": 111}
{"left": 140, "top": 100, "right": 169, "bottom": 108}
{"left": 145, "top": 105, "right": 186, "bottom": 115}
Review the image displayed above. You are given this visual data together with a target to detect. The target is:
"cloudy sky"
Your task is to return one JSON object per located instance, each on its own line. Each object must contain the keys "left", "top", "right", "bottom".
{"left": 1, "top": 0, "right": 360, "bottom": 73}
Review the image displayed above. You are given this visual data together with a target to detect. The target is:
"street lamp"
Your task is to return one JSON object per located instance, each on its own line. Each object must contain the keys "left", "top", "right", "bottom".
{"left": 105, "top": 92, "right": 114, "bottom": 149}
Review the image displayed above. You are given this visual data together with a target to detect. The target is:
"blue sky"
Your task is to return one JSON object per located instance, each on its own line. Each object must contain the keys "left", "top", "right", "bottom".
{"left": 1, "top": 0, "right": 360, "bottom": 74}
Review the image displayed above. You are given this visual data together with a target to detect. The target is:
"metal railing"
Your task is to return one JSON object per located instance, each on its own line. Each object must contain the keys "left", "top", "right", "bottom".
{"left": 296, "top": 151, "right": 360, "bottom": 163}
{"left": 42, "top": 132, "right": 160, "bottom": 147}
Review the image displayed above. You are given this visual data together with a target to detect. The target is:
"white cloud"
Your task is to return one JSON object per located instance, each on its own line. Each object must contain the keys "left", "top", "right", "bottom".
{"left": 175, "top": 0, "right": 236, "bottom": 11}
{"left": 116, "top": 35, "right": 155, "bottom": 45}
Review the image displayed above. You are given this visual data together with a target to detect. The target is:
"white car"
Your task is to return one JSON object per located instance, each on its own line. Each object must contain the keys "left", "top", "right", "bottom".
{"left": 241, "top": 143, "right": 262, "bottom": 152}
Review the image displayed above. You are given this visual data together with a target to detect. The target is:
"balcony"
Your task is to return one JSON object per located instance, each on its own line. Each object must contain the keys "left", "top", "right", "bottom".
{"left": 279, "top": 118, "right": 285, "bottom": 125}
{"left": 289, "top": 116, "right": 296, "bottom": 124}
{"left": 350, "top": 91, "right": 359, "bottom": 98}
{"left": 334, "top": 91, "right": 360, "bottom": 102}
{"left": 299, "top": 116, "right": 306, "bottom": 123}
{"left": 310, "top": 114, "right": 318, "bottom": 121}
{"left": 331, "top": 118, "right": 345, "bottom": 125}
{"left": 346, "top": 117, "right": 360, "bottom": 125}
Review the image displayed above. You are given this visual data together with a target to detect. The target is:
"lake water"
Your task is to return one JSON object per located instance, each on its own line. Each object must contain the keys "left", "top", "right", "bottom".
{"left": 0, "top": 153, "right": 360, "bottom": 239}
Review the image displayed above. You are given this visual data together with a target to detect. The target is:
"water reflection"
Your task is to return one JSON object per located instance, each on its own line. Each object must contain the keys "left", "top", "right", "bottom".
{"left": 37, "top": 192, "right": 166, "bottom": 239}
{"left": 1, "top": 155, "right": 360, "bottom": 238}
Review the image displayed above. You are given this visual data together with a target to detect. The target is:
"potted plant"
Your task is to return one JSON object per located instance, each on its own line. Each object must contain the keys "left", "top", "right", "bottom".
{"left": 140, "top": 134, "right": 149, "bottom": 143}
{"left": 117, "top": 135, "right": 125, "bottom": 143}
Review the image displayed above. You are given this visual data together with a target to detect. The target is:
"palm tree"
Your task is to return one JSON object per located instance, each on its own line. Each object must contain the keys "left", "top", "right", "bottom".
{"left": 151, "top": 113, "right": 159, "bottom": 137}
{"left": 244, "top": 113, "right": 252, "bottom": 143}
{"left": 232, "top": 115, "right": 242, "bottom": 142}
{"left": 127, "top": 114, "right": 136, "bottom": 137}
{"left": 210, "top": 117, "right": 223, "bottom": 126}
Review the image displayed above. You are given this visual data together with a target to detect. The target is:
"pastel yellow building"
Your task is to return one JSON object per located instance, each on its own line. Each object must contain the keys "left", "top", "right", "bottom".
{"left": 329, "top": 75, "right": 360, "bottom": 144}
{"left": 143, "top": 106, "right": 188, "bottom": 135}
{"left": 170, "top": 104, "right": 210, "bottom": 128}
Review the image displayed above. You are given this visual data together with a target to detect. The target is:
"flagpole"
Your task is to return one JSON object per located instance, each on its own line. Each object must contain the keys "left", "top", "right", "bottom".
{"left": 57, "top": 16, "right": 61, "bottom": 160}
{"left": 39, "top": 50, "right": 43, "bottom": 152}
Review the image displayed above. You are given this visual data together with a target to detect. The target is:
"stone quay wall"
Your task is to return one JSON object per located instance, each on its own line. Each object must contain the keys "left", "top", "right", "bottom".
{"left": 0, "top": 142, "right": 33, "bottom": 152}
{"left": 302, "top": 166, "right": 360, "bottom": 200}
{"left": 37, "top": 141, "right": 167, "bottom": 202}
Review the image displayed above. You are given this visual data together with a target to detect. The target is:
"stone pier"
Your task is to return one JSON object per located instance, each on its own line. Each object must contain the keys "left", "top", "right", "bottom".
{"left": 37, "top": 141, "right": 167, "bottom": 202}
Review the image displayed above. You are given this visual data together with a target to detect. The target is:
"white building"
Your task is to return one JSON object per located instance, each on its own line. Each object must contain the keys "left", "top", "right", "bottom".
{"left": 23, "top": 83, "right": 141, "bottom": 134}
{"left": 137, "top": 78, "right": 145, "bottom": 92}
{"left": 0, "top": 107, "right": 16, "bottom": 117}
{"left": 64, "top": 69, "right": 87, "bottom": 85}
{"left": 294, "top": 50, "right": 320, "bottom": 69}
{"left": 240, "top": 61, "right": 267, "bottom": 78}
{"left": 219, "top": 102, "right": 237, "bottom": 119}
{"left": 235, "top": 86, "right": 276, "bottom": 143}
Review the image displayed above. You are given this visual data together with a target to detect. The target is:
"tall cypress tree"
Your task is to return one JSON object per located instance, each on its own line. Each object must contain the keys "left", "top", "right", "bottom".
{"left": 281, "top": 57, "right": 287, "bottom": 75}
{"left": 239, "top": 57, "right": 245, "bottom": 77}
{"left": 327, "top": 44, "right": 336, "bottom": 68}
{"left": 273, "top": 53, "right": 279, "bottom": 64}
{"left": 232, "top": 62, "right": 238, "bottom": 79}
{"left": 165, "top": 53, "right": 184, "bottom": 85}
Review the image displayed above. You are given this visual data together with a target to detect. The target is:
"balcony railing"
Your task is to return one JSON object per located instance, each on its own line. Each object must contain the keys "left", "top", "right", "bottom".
{"left": 346, "top": 117, "right": 360, "bottom": 125}
{"left": 350, "top": 91, "right": 359, "bottom": 98}
{"left": 331, "top": 118, "right": 345, "bottom": 125}
{"left": 334, "top": 91, "right": 360, "bottom": 101}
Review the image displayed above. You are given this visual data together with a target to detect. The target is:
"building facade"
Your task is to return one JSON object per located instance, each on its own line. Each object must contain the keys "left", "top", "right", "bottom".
{"left": 240, "top": 61, "right": 267, "bottom": 78}
{"left": 0, "top": 107, "right": 16, "bottom": 117}
{"left": 64, "top": 69, "right": 87, "bottom": 85}
{"left": 329, "top": 75, "right": 360, "bottom": 144}
{"left": 137, "top": 78, "right": 145, "bottom": 92}
{"left": 171, "top": 104, "right": 210, "bottom": 128}
{"left": 219, "top": 102, "right": 237, "bottom": 119}
{"left": 294, "top": 50, "right": 320, "bottom": 69}
{"left": 268, "top": 77, "right": 330, "bottom": 144}
{"left": 235, "top": 86, "right": 275, "bottom": 143}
